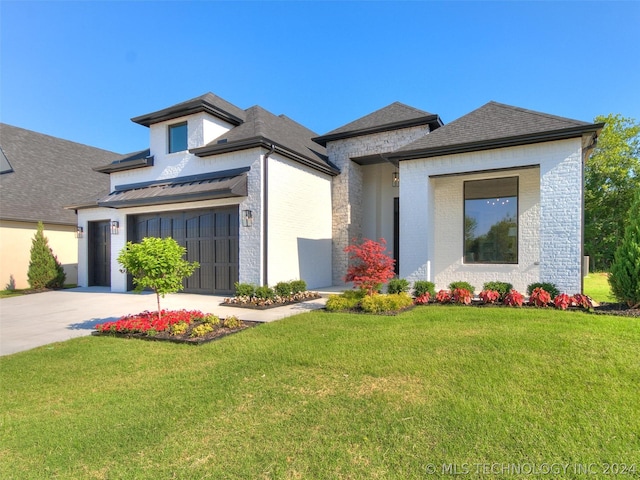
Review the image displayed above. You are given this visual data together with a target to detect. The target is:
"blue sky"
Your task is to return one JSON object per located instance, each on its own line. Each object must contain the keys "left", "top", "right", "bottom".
{"left": 1, "top": 1, "right": 639, "bottom": 154}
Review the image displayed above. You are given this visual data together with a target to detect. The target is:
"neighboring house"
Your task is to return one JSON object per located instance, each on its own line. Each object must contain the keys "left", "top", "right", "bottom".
{"left": 75, "top": 93, "right": 601, "bottom": 295}
{"left": 0, "top": 123, "right": 118, "bottom": 289}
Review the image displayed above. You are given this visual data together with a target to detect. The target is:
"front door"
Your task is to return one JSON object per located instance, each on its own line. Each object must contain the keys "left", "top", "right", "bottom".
{"left": 394, "top": 197, "right": 399, "bottom": 276}
{"left": 89, "top": 220, "right": 111, "bottom": 286}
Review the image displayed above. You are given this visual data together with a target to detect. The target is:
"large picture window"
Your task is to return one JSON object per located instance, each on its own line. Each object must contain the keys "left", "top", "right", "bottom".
{"left": 168, "top": 122, "right": 188, "bottom": 153}
{"left": 464, "top": 177, "right": 518, "bottom": 264}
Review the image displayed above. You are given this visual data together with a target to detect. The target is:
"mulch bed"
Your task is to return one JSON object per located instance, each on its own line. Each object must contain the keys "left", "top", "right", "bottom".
{"left": 591, "top": 303, "right": 640, "bottom": 318}
{"left": 92, "top": 320, "right": 261, "bottom": 346}
{"left": 220, "top": 293, "right": 322, "bottom": 310}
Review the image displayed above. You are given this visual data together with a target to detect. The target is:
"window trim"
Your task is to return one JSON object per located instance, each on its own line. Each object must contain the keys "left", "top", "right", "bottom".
{"left": 168, "top": 121, "right": 188, "bottom": 154}
{"left": 463, "top": 176, "right": 519, "bottom": 265}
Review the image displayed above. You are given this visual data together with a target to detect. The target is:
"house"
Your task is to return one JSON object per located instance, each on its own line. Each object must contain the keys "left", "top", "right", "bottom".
{"left": 74, "top": 94, "right": 602, "bottom": 295}
{"left": 0, "top": 123, "right": 119, "bottom": 289}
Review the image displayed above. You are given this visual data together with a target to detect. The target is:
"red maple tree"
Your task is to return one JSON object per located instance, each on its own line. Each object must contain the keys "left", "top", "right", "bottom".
{"left": 344, "top": 238, "right": 395, "bottom": 296}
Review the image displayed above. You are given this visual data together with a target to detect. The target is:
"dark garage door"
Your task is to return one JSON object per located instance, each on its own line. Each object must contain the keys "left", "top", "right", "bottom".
{"left": 130, "top": 207, "right": 239, "bottom": 294}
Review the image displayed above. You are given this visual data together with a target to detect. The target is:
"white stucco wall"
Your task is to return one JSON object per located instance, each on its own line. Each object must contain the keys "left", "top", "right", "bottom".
{"left": 401, "top": 138, "right": 584, "bottom": 294}
{"left": 266, "top": 153, "right": 333, "bottom": 289}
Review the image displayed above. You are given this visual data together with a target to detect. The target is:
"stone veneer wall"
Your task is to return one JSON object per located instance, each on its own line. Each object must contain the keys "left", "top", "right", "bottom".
{"left": 326, "top": 125, "right": 431, "bottom": 285}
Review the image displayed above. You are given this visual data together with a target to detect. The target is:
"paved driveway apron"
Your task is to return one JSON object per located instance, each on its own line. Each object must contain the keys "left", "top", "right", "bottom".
{"left": 0, "top": 287, "right": 328, "bottom": 356}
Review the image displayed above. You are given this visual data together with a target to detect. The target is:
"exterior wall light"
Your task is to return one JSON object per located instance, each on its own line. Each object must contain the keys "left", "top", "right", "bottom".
{"left": 76, "top": 226, "right": 83, "bottom": 238}
{"left": 392, "top": 171, "right": 400, "bottom": 187}
{"left": 111, "top": 220, "right": 120, "bottom": 235}
{"left": 241, "top": 210, "right": 253, "bottom": 227}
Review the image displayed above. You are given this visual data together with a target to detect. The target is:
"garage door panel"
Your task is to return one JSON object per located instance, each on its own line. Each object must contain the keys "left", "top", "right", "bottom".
{"left": 131, "top": 207, "right": 238, "bottom": 294}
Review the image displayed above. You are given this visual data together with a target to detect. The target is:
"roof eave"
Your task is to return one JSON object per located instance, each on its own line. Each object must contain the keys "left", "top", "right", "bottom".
{"left": 389, "top": 124, "right": 604, "bottom": 161}
{"left": 131, "top": 100, "right": 244, "bottom": 127}
{"left": 313, "top": 115, "right": 443, "bottom": 147}
{"left": 191, "top": 137, "right": 340, "bottom": 176}
{"left": 93, "top": 156, "right": 154, "bottom": 173}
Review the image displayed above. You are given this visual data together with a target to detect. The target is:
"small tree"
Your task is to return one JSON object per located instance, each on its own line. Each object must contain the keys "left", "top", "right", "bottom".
{"left": 117, "top": 237, "right": 200, "bottom": 319}
{"left": 608, "top": 189, "right": 640, "bottom": 308}
{"left": 344, "top": 238, "right": 395, "bottom": 296}
{"left": 27, "top": 221, "right": 66, "bottom": 289}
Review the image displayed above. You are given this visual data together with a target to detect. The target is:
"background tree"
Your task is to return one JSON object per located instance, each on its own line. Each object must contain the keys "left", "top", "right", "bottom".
{"left": 27, "top": 221, "right": 66, "bottom": 289}
{"left": 585, "top": 114, "right": 640, "bottom": 271}
{"left": 608, "top": 188, "right": 640, "bottom": 308}
{"left": 117, "top": 237, "right": 199, "bottom": 319}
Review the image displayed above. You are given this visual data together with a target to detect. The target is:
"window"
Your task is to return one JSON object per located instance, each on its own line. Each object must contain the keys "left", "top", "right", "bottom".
{"left": 464, "top": 177, "right": 518, "bottom": 264}
{"left": 168, "top": 122, "right": 187, "bottom": 153}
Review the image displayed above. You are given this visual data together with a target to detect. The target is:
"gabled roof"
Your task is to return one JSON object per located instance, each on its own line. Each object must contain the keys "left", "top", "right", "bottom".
{"left": 0, "top": 123, "right": 119, "bottom": 225}
{"left": 313, "top": 102, "right": 442, "bottom": 146}
{"left": 191, "top": 105, "right": 339, "bottom": 176}
{"left": 389, "top": 101, "right": 603, "bottom": 161}
{"left": 131, "top": 92, "right": 247, "bottom": 127}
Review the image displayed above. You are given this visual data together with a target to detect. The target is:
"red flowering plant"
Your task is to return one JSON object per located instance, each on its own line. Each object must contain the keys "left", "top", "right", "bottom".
{"left": 529, "top": 287, "right": 551, "bottom": 307}
{"left": 571, "top": 293, "right": 593, "bottom": 309}
{"left": 452, "top": 288, "right": 472, "bottom": 305}
{"left": 504, "top": 290, "right": 524, "bottom": 307}
{"left": 414, "top": 292, "right": 431, "bottom": 305}
{"left": 95, "top": 309, "right": 204, "bottom": 334}
{"left": 554, "top": 293, "right": 572, "bottom": 310}
{"left": 435, "top": 290, "right": 452, "bottom": 304}
{"left": 344, "top": 238, "right": 395, "bottom": 296}
{"left": 479, "top": 290, "right": 500, "bottom": 304}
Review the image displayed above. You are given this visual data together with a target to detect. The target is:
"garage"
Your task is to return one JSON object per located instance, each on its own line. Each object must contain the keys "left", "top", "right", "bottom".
{"left": 129, "top": 206, "right": 239, "bottom": 294}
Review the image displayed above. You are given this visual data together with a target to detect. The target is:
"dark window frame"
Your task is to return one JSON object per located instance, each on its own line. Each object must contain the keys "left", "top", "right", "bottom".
{"left": 463, "top": 176, "right": 519, "bottom": 265}
{"left": 168, "top": 122, "right": 188, "bottom": 153}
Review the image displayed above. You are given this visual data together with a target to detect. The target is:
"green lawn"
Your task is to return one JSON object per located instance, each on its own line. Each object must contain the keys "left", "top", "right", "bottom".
{"left": 584, "top": 273, "right": 616, "bottom": 303}
{"left": 1, "top": 307, "right": 639, "bottom": 479}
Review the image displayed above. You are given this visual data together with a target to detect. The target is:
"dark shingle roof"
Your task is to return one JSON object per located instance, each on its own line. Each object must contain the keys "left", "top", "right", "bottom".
{"left": 389, "top": 101, "right": 603, "bottom": 160}
{"left": 131, "top": 93, "right": 247, "bottom": 127}
{"left": 0, "top": 124, "right": 119, "bottom": 225}
{"left": 313, "top": 102, "right": 442, "bottom": 146}
{"left": 191, "top": 105, "right": 338, "bottom": 176}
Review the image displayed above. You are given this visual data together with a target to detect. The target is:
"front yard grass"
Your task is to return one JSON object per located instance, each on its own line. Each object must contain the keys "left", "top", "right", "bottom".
{"left": 1, "top": 307, "right": 638, "bottom": 479}
{"left": 584, "top": 272, "right": 616, "bottom": 303}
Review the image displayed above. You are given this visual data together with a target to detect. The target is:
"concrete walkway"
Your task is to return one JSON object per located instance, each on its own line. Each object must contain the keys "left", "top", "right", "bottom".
{"left": 0, "top": 286, "right": 340, "bottom": 356}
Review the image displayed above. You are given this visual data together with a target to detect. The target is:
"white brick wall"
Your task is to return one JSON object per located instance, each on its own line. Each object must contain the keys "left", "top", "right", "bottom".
{"left": 401, "top": 138, "right": 584, "bottom": 294}
{"left": 267, "top": 153, "right": 333, "bottom": 289}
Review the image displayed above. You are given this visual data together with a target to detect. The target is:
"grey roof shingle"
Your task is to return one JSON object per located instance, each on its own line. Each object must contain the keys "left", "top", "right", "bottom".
{"left": 390, "top": 101, "right": 602, "bottom": 160}
{"left": 191, "top": 105, "right": 338, "bottom": 175}
{"left": 313, "top": 102, "right": 442, "bottom": 146}
{"left": 0, "top": 124, "right": 119, "bottom": 225}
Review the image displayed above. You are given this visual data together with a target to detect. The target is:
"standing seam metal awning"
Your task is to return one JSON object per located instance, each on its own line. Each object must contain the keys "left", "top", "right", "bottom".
{"left": 97, "top": 168, "right": 249, "bottom": 208}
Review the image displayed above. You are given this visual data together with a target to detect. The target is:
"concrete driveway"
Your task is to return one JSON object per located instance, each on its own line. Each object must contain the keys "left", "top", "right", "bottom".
{"left": 0, "top": 287, "right": 331, "bottom": 356}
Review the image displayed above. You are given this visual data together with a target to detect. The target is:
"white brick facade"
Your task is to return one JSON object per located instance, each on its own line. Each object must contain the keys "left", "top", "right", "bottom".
{"left": 400, "top": 138, "right": 584, "bottom": 294}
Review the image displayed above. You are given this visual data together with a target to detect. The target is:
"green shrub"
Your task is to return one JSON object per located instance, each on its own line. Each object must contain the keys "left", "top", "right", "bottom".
{"left": 609, "top": 189, "right": 640, "bottom": 307}
{"left": 325, "top": 292, "right": 363, "bottom": 311}
{"left": 274, "top": 281, "right": 292, "bottom": 297}
{"left": 482, "top": 281, "right": 513, "bottom": 299}
{"left": 449, "top": 281, "right": 475, "bottom": 294}
{"left": 254, "top": 285, "right": 275, "bottom": 300}
{"left": 234, "top": 282, "right": 256, "bottom": 297}
{"left": 201, "top": 314, "right": 220, "bottom": 326}
{"left": 527, "top": 282, "right": 559, "bottom": 299}
{"left": 360, "top": 293, "right": 414, "bottom": 313}
{"left": 27, "top": 222, "right": 66, "bottom": 289}
{"left": 222, "top": 316, "right": 241, "bottom": 329}
{"left": 290, "top": 280, "right": 307, "bottom": 294}
{"left": 190, "top": 324, "right": 214, "bottom": 338}
{"left": 413, "top": 281, "right": 436, "bottom": 298}
{"left": 387, "top": 278, "right": 410, "bottom": 294}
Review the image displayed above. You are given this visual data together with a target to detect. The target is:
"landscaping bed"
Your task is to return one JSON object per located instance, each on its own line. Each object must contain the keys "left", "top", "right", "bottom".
{"left": 92, "top": 310, "right": 259, "bottom": 345}
{"left": 221, "top": 291, "right": 321, "bottom": 309}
